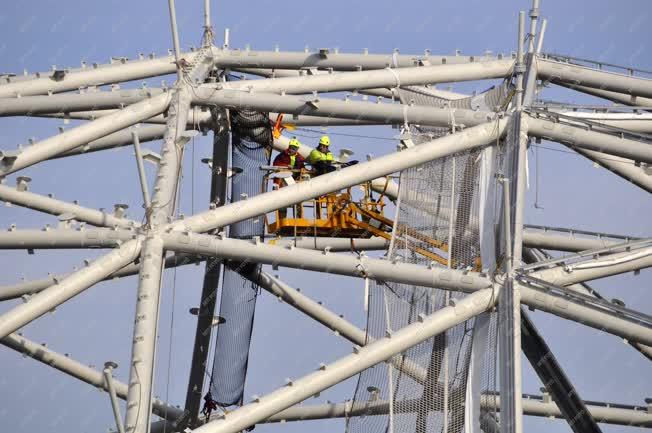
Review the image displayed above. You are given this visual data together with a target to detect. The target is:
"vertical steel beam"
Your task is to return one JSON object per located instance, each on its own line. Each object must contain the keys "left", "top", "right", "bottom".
{"left": 181, "top": 117, "right": 229, "bottom": 427}
{"left": 167, "top": 0, "right": 182, "bottom": 79}
{"left": 132, "top": 132, "right": 152, "bottom": 210}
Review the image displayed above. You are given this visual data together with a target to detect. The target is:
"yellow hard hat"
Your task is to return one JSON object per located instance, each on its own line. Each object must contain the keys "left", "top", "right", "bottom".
{"left": 288, "top": 137, "right": 301, "bottom": 148}
{"left": 319, "top": 135, "right": 331, "bottom": 146}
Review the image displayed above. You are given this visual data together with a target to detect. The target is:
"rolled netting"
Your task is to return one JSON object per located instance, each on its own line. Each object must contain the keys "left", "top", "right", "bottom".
{"left": 210, "top": 109, "right": 271, "bottom": 406}
{"left": 347, "top": 121, "right": 500, "bottom": 433}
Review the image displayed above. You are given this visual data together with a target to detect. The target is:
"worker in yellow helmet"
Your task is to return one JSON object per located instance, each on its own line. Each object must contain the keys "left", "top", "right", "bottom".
{"left": 308, "top": 135, "right": 336, "bottom": 176}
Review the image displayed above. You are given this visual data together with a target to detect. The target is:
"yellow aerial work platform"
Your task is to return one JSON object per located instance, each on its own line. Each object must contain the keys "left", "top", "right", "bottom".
{"left": 264, "top": 167, "right": 461, "bottom": 268}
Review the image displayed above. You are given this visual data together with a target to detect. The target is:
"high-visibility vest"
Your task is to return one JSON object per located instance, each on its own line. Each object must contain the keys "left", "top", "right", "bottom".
{"left": 308, "top": 149, "right": 334, "bottom": 164}
{"left": 289, "top": 154, "right": 296, "bottom": 167}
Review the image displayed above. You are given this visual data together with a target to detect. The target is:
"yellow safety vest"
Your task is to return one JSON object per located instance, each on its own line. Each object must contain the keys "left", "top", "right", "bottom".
{"left": 308, "top": 149, "right": 334, "bottom": 165}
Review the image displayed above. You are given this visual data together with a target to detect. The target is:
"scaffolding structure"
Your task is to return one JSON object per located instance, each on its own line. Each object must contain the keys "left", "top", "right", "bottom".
{"left": 0, "top": 2, "right": 651, "bottom": 433}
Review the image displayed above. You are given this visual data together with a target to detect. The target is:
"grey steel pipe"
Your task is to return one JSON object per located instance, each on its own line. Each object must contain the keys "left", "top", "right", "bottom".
{"left": 538, "top": 58, "right": 652, "bottom": 99}
{"left": 0, "top": 89, "right": 166, "bottom": 116}
{"left": 162, "top": 232, "right": 493, "bottom": 294}
{"left": 519, "top": 285, "right": 652, "bottom": 346}
{"left": 0, "top": 332, "right": 183, "bottom": 422}
{"left": 527, "top": 116, "right": 652, "bottom": 164}
{"left": 0, "top": 228, "right": 134, "bottom": 249}
{"left": 0, "top": 238, "right": 142, "bottom": 339}
{"left": 192, "top": 88, "right": 495, "bottom": 129}
{"left": 0, "top": 183, "right": 138, "bottom": 229}
{"left": 0, "top": 53, "right": 197, "bottom": 98}
{"left": 174, "top": 120, "right": 506, "bottom": 233}
{"left": 209, "top": 59, "right": 513, "bottom": 95}
{"left": 530, "top": 247, "right": 652, "bottom": 286}
{"left": 0, "top": 92, "right": 171, "bottom": 176}
{"left": 253, "top": 396, "right": 652, "bottom": 428}
{"left": 0, "top": 253, "right": 202, "bottom": 302}
{"left": 131, "top": 132, "right": 151, "bottom": 210}
{"left": 269, "top": 236, "right": 389, "bottom": 252}
{"left": 49, "top": 125, "right": 167, "bottom": 160}
{"left": 38, "top": 108, "right": 213, "bottom": 127}
{"left": 572, "top": 148, "right": 652, "bottom": 193}
{"left": 103, "top": 363, "right": 126, "bottom": 433}
{"left": 522, "top": 230, "right": 619, "bottom": 253}
{"left": 553, "top": 82, "right": 652, "bottom": 107}
{"left": 211, "top": 48, "right": 498, "bottom": 71}
{"left": 189, "top": 287, "right": 497, "bottom": 433}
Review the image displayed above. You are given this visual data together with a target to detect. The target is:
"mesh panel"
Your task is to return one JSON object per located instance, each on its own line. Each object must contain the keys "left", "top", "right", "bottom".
{"left": 210, "top": 110, "right": 271, "bottom": 406}
{"left": 347, "top": 125, "right": 498, "bottom": 433}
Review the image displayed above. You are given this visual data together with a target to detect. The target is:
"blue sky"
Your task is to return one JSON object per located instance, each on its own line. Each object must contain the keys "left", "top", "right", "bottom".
{"left": 0, "top": 1, "right": 651, "bottom": 433}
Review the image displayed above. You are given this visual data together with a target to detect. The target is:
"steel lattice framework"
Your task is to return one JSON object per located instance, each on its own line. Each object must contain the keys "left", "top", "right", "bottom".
{"left": 0, "top": 1, "right": 651, "bottom": 433}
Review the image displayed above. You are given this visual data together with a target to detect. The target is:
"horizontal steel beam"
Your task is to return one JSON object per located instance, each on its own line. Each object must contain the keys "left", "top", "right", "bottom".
{"left": 530, "top": 246, "right": 652, "bottom": 286}
{"left": 0, "top": 89, "right": 166, "bottom": 116}
{"left": 211, "top": 48, "right": 500, "bottom": 71}
{"left": 0, "top": 183, "right": 138, "bottom": 229}
{"left": 192, "top": 89, "right": 495, "bottom": 128}
{"left": 554, "top": 82, "right": 652, "bottom": 107}
{"left": 268, "top": 236, "right": 389, "bottom": 252}
{"left": 521, "top": 230, "right": 618, "bottom": 253}
{"left": 527, "top": 115, "right": 652, "bottom": 164}
{"left": 208, "top": 60, "right": 513, "bottom": 95}
{"left": 254, "top": 395, "right": 652, "bottom": 428}
{"left": 0, "top": 332, "right": 183, "bottom": 422}
{"left": 163, "top": 233, "right": 492, "bottom": 294}
{"left": 189, "top": 287, "right": 496, "bottom": 433}
{"left": 174, "top": 120, "right": 506, "bottom": 233}
{"left": 0, "top": 228, "right": 134, "bottom": 249}
{"left": 538, "top": 58, "right": 652, "bottom": 99}
{"left": 0, "top": 93, "right": 171, "bottom": 176}
{"left": 0, "top": 52, "right": 196, "bottom": 98}
{"left": 0, "top": 252, "right": 202, "bottom": 302}
{"left": 518, "top": 283, "right": 652, "bottom": 346}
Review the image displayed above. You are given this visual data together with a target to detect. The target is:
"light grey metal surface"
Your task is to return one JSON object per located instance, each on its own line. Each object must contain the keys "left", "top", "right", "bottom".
{"left": 538, "top": 58, "right": 652, "bottom": 99}
{"left": 0, "top": 183, "right": 138, "bottom": 229}
{"left": 162, "top": 232, "right": 493, "bottom": 293}
{"left": 0, "top": 228, "right": 134, "bottom": 249}
{"left": 189, "top": 287, "right": 497, "bottom": 433}
{"left": 0, "top": 93, "right": 171, "bottom": 176}
{"left": 104, "top": 363, "right": 127, "bottom": 433}
{"left": 174, "top": 120, "right": 506, "bottom": 233}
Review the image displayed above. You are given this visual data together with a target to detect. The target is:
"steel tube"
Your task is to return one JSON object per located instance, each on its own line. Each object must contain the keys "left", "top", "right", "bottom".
{"left": 0, "top": 183, "right": 138, "bottom": 229}
{"left": 522, "top": 230, "right": 619, "bottom": 253}
{"left": 553, "top": 82, "right": 652, "bottom": 107}
{"left": 251, "top": 396, "right": 652, "bottom": 428}
{"left": 0, "top": 89, "right": 165, "bottom": 116}
{"left": 571, "top": 147, "right": 652, "bottom": 193}
{"left": 211, "top": 48, "right": 498, "bottom": 71}
{"left": 192, "top": 88, "right": 495, "bottom": 129}
{"left": 207, "top": 60, "right": 513, "bottom": 95}
{"left": 0, "top": 238, "right": 141, "bottom": 338}
{"left": 174, "top": 120, "right": 506, "bottom": 233}
{"left": 49, "top": 125, "right": 167, "bottom": 160}
{"left": 0, "top": 93, "right": 171, "bottom": 176}
{"left": 131, "top": 132, "right": 151, "bottom": 210}
{"left": 530, "top": 247, "right": 652, "bottom": 286}
{"left": 519, "top": 284, "right": 652, "bottom": 346}
{"left": 0, "top": 53, "right": 197, "bottom": 98}
{"left": 0, "top": 332, "right": 183, "bottom": 421}
{"left": 162, "top": 233, "right": 493, "bottom": 294}
{"left": 269, "top": 236, "right": 389, "bottom": 251}
{"left": 527, "top": 116, "right": 652, "bottom": 164}
{"left": 189, "top": 287, "right": 496, "bottom": 433}
{"left": 538, "top": 58, "right": 652, "bottom": 99}
{"left": 103, "top": 365, "right": 126, "bottom": 433}
{"left": 0, "top": 228, "right": 134, "bottom": 249}
{"left": 0, "top": 253, "right": 202, "bottom": 302}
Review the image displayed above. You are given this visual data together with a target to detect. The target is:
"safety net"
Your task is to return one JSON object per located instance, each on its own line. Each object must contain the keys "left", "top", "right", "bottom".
{"left": 210, "top": 109, "right": 272, "bottom": 406}
{"left": 346, "top": 94, "right": 501, "bottom": 432}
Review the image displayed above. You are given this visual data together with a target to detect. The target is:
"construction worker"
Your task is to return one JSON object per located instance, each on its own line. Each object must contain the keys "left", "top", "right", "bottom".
{"left": 272, "top": 137, "right": 305, "bottom": 188}
{"left": 308, "top": 135, "right": 336, "bottom": 176}
{"left": 201, "top": 391, "right": 218, "bottom": 420}
{"left": 308, "top": 135, "right": 357, "bottom": 176}
{"left": 272, "top": 137, "right": 305, "bottom": 218}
